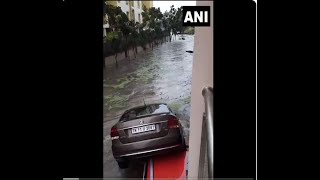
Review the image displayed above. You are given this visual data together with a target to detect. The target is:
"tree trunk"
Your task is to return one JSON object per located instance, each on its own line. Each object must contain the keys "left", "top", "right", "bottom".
{"left": 133, "top": 46, "right": 136, "bottom": 58}
{"left": 115, "top": 53, "right": 118, "bottom": 68}
{"left": 103, "top": 57, "right": 105, "bottom": 69}
{"left": 127, "top": 50, "right": 130, "bottom": 61}
{"left": 125, "top": 36, "right": 129, "bottom": 60}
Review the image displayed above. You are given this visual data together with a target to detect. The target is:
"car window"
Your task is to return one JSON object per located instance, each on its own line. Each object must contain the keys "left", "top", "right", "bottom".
{"left": 152, "top": 104, "right": 170, "bottom": 114}
{"left": 136, "top": 107, "right": 150, "bottom": 116}
{"left": 120, "top": 104, "right": 170, "bottom": 121}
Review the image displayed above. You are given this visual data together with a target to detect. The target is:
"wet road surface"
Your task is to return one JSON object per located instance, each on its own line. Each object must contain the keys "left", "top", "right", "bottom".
{"left": 103, "top": 35, "right": 194, "bottom": 178}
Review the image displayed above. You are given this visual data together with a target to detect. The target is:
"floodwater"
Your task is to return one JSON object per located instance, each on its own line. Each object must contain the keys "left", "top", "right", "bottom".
{"left": 103, "top": 35, "right": 194, "bottom": 178}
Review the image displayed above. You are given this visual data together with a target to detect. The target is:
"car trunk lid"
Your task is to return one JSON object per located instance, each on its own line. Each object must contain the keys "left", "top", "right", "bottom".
{"left": 117, "top": 114, "right": 172, "bottom": 144}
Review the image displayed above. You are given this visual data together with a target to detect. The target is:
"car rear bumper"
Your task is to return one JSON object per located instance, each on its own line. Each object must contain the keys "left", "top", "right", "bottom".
{"left": 112, "top": 129, "right": 184, "bottom": 160}
{"left": 117, "top": 144, "right": 182, "bottom": 160}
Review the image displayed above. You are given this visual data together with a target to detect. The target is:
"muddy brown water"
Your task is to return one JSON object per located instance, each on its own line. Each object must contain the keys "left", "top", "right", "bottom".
{"left": 103, "top": 35, "right": 194, "bottom": 178}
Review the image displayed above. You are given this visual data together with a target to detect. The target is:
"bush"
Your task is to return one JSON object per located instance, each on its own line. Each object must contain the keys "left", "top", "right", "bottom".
{"left": 104, "top": 31, "right": 123, "bottom": 57}
{"left": 184, "top": 27, "right": 194, "bottom": 35}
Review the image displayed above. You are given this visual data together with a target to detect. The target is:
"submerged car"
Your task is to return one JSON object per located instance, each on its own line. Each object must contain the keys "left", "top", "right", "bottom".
{"left": 111, "top": 103, "right": 186, "bottom": 169}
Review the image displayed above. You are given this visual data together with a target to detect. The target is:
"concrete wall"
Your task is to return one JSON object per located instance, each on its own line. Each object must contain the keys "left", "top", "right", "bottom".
{"left": 104, "top": 46, "right": 145, "bottom": 66}
{"left": 188, "top": 1, "right": 214, "bottom": 178}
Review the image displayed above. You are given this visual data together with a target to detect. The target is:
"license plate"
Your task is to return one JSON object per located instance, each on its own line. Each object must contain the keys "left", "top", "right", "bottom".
{"left": 132, "top": 125, "right": 156, "bottom": 134}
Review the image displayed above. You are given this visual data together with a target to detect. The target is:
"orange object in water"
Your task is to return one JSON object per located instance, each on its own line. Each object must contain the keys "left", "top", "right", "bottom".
{"left": 146, "top": 150, "right": 188, "bottom": 180}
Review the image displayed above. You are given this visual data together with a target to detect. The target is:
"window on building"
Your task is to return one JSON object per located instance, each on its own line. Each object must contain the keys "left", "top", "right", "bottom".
{"left": 132, "top": 9, "right": 135, "bottom": 21}
{"left": 126, "top": 1, "right": 128, "bottom": 5}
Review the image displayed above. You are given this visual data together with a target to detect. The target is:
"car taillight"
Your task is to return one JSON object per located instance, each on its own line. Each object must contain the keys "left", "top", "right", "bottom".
{"left": 111, "top": 127, "right": 119, "bottom": 138}
{"left": 167, "top": 116, "right": 180, "bottom": 129}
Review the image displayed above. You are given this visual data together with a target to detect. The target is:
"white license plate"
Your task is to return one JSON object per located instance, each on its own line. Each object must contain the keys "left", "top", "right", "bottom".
{"left": 132, "top": 125, "right": 156, "bottom": 134}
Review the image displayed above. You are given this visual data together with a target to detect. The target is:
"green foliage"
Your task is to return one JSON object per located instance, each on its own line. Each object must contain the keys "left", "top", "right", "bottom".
{"left": 106, "top": 31, "right": 119, "bottom": 42}
{"left": 103, "top": 1, "right": 187, "bottom": 60}
{"left": 184, "top": 27, "right": 195, "bottom": 35}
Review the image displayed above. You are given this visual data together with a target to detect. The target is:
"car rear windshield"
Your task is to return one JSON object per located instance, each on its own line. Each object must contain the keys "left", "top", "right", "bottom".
{"left": 120, "top": 104, "right": 170, "bottom": 122}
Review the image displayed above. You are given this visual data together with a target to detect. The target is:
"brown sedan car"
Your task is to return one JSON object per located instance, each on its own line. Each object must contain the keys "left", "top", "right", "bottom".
{"left": 111, "top": 103, "right": 186, "bottom": 168}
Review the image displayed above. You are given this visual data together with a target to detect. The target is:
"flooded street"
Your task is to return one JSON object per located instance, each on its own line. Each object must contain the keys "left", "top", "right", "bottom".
{"left": 103, "top": 35, "right": 194, "bottom": 178}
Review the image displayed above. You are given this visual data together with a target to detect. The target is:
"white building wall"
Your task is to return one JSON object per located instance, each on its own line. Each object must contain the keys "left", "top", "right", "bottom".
{"left": 134, "top": 8, "right": 143, "bottom": 23}
{"left": 117, "top": 1, "right": 130, "bottom": 17}
{"left": 133, "top": 1, "right": 143, "bottom": 23}
{"left": 103, "top": 15, "right": 110, "bottom": 37}
{"left": 135, "top": 1, "right": 142, "bottom": 9}
{"left": 104, "top": 1, "right": 144, "bottom": 23}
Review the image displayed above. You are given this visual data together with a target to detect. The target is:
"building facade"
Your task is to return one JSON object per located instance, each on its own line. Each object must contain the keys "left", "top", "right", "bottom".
{"left": 104, "top": 1, "right": 153, "bottom": 36}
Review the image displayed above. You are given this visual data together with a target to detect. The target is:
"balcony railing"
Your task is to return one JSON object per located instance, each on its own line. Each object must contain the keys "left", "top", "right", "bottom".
{"left": 198, "top": 87, "right": 213, "bottom": 179}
